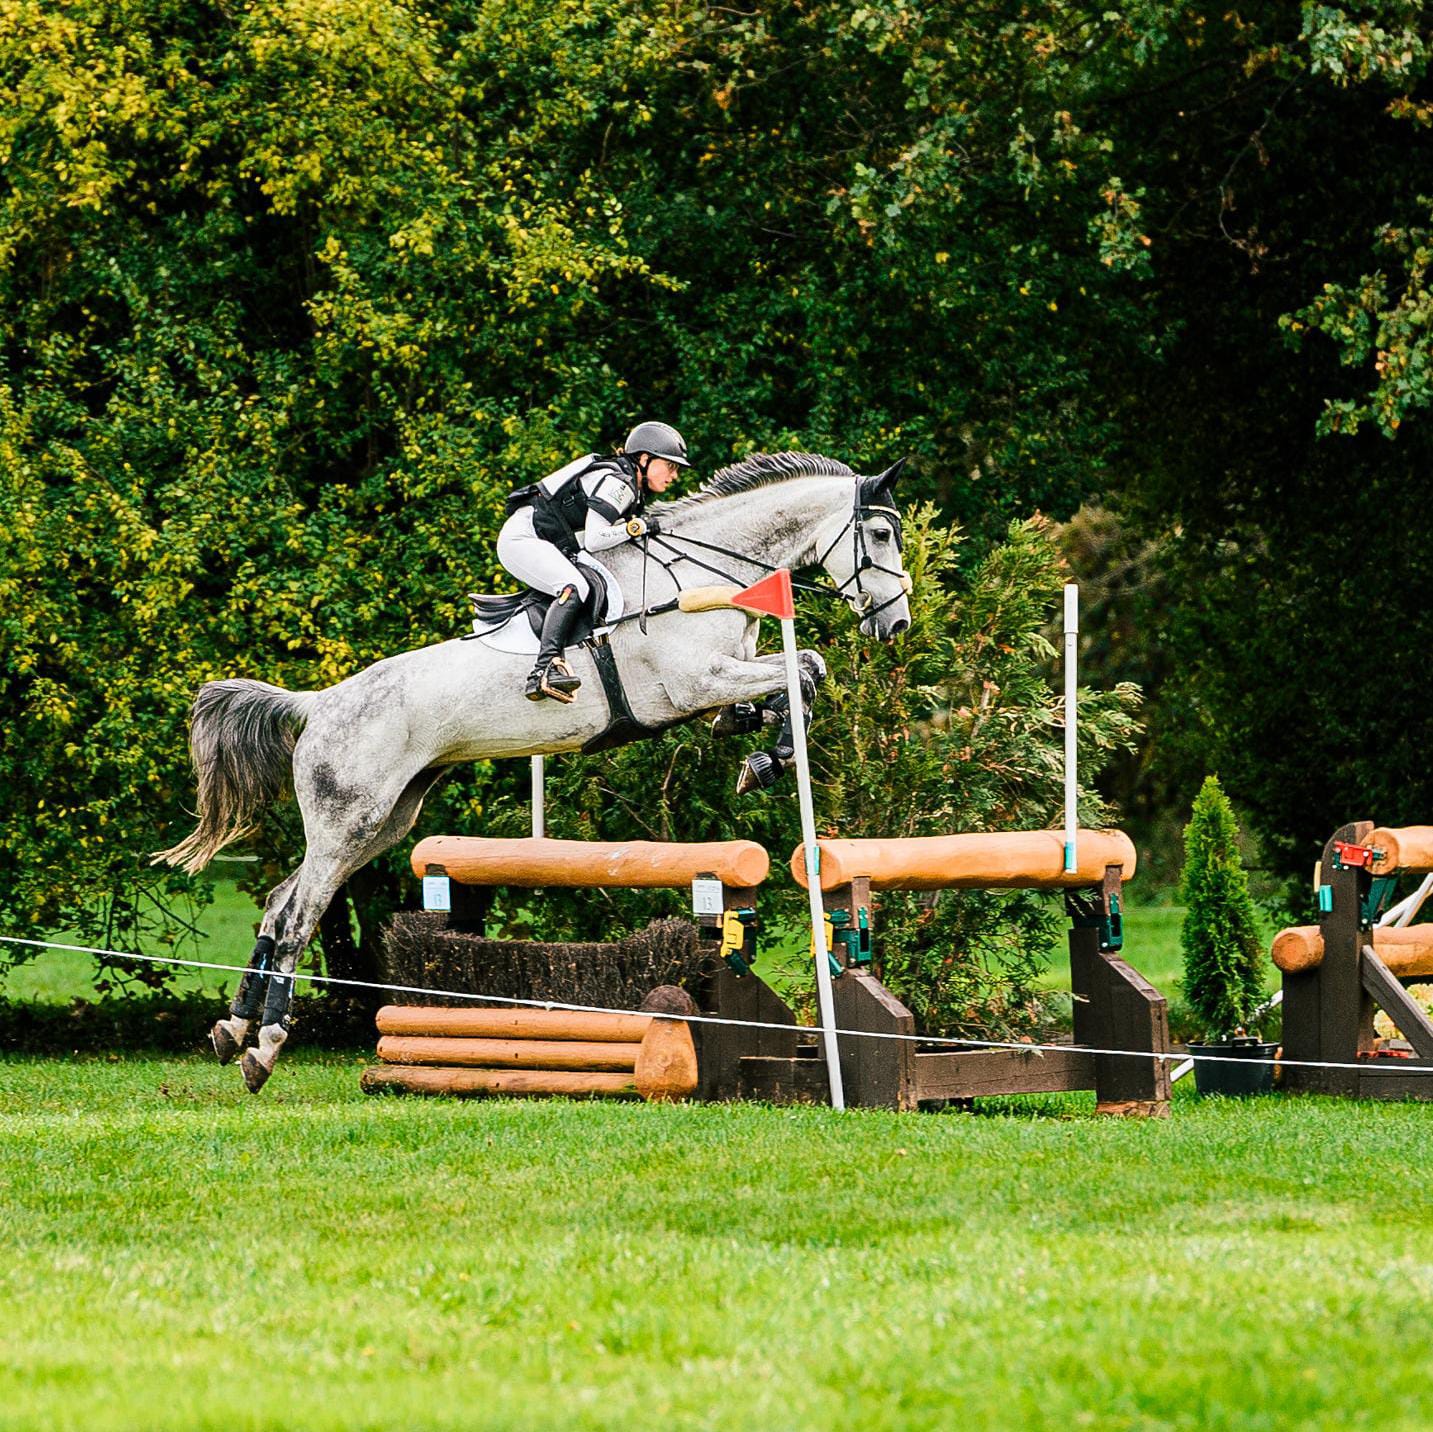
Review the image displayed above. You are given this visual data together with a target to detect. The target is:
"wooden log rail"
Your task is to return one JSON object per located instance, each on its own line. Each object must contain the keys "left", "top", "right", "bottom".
{"left": 1367, "top": 827, "right": 1433, "bottom": 876}
{"left": 410, "top": 836, "right": 770, "bottom": 890}
{"left": 396, "top": 834, "right": 797, "bottom": 1105}
{"left": 361, "top": 1002, "right": 699, "bottom": 1101}
{"left": 1272, "top": 924, "right": 1433, "bottom": 978}
{"left": 788, "top": 830, "right": 1138, "bottom": 892}
{"left": 762, "top": 827, "right": 1169, "bottom": 1116}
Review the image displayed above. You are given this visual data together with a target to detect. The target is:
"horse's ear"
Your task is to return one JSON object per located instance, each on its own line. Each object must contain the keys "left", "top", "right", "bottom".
{"left": 861, "top": 456, "right": 908, "bottom": 506}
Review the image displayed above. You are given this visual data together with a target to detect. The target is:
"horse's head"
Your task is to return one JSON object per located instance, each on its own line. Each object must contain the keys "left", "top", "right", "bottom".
{"left": 816, "top": 458, "right": 912, "bottom": 639}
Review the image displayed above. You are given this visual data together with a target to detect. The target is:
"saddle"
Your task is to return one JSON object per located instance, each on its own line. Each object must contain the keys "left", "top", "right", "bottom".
{"left": 464, "top": 558, "right": 623, "bottom": 655}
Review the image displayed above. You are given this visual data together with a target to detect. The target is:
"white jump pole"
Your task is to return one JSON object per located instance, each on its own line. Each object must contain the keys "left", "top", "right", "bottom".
{"left": 1064, "top": 583, "right": 1079, "bottom": 874}
{"left": 725, "top": 567, "right": 845, "bottom": 1110}
{"left": 531, "top": 756, "right": 545, "bottom": 838}
{"left": 781, "top": 610, "right": 847, "bottom": 1111}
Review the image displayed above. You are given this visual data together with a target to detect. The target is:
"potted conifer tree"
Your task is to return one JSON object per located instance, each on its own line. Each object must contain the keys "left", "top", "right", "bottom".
{"left": 1180, "top": 775, "right": 1277, "bottom": 1095}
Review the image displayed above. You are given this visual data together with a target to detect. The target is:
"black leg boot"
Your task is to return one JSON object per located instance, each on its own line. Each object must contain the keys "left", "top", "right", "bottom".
{"left": 525, "top": 586, "right": 585, "bottom": 702}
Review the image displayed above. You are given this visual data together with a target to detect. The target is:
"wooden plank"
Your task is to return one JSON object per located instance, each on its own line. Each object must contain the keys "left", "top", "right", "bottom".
{"left": 410, "top": 836, "right": 770, "bottom": 890}
{"left": 833, "top": 970, "right": 916, "bottom": 1110}
{"left": 738, "top": 1054, "right": 830, "bottom": 1105}
{"left": 376, "top": 1005, "right": 651, "bottom": 1042}
{"left": 1271, "top": 923, "right": 1433, "bottom": 977}
{"left": 360, "top": 1065, "right": 638, "bottom": 1097}
{"left": 1360, "top": 947, "right": 1433, "bottom": 1059}
{"left": 790, "top": 829, "right": 1136, "bottom": 892}
{"left": 697, "top": 966, "right": 798, "bottom": 1101}
{"left": 913, "top": 1048, "right": 1095, "bottom": 1099}
{"left": 377, "top": 1035, "right": 640, "bottom": 1070}
{"left": 1367, "top": 826, "right": 1433, "bottom": 876}
{"left": 1355, "top": 1065, "right": 1433, "bottom": 1100}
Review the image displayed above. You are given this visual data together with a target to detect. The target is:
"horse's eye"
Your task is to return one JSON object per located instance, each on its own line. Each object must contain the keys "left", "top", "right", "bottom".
{"left": 872, "top": 529, "right": 890, "bottom": 542}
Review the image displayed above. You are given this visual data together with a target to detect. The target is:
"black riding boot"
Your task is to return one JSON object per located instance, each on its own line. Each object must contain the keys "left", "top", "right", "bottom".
{"left": 524, "top": 586, "right": 585, "bottom": 702}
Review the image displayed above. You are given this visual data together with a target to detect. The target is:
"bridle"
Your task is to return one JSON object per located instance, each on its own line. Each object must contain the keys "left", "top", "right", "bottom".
{"left": 810, "top": 493, "right": 912, "bottom": 620}
{"left": 627, "top": 480, "right": 912, "bottom": 625}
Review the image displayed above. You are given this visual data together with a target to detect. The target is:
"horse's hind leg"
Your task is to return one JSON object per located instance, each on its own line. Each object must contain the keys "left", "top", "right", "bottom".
{"left": 238, "top": 855, "right": 348, "bottom": 1092}
{"left": 210, "top": 870, "right": 301, "bottom": 1063}
{"left": 239, "top": 767, "right": 445, "bottom": 1092}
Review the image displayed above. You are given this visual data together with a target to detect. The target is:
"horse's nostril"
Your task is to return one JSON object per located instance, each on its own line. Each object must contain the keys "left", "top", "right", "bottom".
{"left": 890, "top": 619, "right": 910, "bottom": 636}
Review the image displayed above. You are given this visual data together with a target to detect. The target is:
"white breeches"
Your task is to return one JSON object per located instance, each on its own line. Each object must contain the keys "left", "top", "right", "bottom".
{"left": 496, "top": 508, "right": 592, "bottom": 601}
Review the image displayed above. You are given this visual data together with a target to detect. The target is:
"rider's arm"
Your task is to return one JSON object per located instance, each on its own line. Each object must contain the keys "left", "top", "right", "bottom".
{"left": 580, "top": 471, "right": 640, "bottom": 552}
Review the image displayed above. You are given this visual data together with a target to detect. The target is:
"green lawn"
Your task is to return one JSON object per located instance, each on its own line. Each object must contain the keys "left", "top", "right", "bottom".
{"left": 3, "top": 1056, "right": 1433, "bottom": 1431}
{"left": 1, "top": 877, "right": 264, "bottom": 1003}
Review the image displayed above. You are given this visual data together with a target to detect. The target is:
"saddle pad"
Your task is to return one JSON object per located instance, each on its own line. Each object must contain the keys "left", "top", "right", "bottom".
{"left": 468, "top": 557, "right": 624, "bottom": 655}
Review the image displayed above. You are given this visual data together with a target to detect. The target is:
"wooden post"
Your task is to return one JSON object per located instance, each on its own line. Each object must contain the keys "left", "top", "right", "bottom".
{"left": 1069, "top": 867, "right": 1170, "bottom": 1115}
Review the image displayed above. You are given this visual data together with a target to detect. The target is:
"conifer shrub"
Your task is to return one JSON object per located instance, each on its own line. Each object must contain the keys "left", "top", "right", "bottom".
{"left": 1179, "top": 775, "right": 1267, "bottom": 1038}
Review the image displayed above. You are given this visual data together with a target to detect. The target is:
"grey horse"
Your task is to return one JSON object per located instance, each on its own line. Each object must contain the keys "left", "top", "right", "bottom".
{"left": 155, "top": 451, "right": 912, "bottom": 1091}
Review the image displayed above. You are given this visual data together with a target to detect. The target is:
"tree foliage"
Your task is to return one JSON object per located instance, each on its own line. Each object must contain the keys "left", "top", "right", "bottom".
{"left": 4, "top": 0, "right": 1433, "bottom": 995}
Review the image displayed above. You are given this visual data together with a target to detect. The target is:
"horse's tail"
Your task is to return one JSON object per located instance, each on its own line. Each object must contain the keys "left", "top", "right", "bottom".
{"left": 153, "top": 679, "right": 317, "bottom": 874}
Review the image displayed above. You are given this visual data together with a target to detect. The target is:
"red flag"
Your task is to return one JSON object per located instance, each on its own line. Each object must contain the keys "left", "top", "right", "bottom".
{"left": 732, "top": 568, "right": 796, "bottom": 620}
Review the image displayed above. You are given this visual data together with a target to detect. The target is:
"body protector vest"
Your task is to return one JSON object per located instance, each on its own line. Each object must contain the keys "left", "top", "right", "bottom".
{"left": 508, "top": 454, "right": 641, "bottom": 556}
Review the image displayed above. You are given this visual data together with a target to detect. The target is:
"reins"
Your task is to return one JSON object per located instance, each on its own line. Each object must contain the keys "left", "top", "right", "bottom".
{"left": 609, "top": 481, "right": 908, "bottom": 629}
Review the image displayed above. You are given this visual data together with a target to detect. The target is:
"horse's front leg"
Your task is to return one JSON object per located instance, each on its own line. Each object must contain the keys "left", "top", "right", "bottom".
{"left": 710, "top": 651, "right": 827, "bottom": 738}
{"left": 666, "top": 651, "right": 826, "bottom": 794}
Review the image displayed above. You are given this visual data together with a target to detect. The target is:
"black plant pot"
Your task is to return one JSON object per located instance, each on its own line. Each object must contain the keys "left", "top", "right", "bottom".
{"left": 1188, "top": 1036, "right": 1278, "bottom": 1097}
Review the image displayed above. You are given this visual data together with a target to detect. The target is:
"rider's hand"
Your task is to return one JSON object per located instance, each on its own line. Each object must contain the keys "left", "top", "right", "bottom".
{"left": 625, "top": 516, "right": 660, "bottom": 540}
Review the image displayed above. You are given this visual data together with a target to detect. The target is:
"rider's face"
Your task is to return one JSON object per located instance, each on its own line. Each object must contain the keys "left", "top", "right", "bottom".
{"left": 642, "top": 458, "right": 681, "bottom": 492}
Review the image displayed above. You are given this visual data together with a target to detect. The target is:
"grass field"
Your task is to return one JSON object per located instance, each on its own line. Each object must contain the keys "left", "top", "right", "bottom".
{"left": 3, "top": 1055, "right": 1433, "bottom": 1431}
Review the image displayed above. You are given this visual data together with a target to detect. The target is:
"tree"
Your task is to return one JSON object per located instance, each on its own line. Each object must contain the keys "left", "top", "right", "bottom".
{"left": 1179, "top": 776, "right": 1267, "bottom": 1038}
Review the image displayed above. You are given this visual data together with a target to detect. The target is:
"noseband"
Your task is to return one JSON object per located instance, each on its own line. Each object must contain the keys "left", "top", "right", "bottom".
{"left": 812, "top": 486, "right": 912, "bottom": 620}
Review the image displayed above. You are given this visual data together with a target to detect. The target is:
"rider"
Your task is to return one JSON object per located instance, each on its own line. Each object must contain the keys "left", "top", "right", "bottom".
{"left": 497, "top": 421, "right": 691, "bottom": 702}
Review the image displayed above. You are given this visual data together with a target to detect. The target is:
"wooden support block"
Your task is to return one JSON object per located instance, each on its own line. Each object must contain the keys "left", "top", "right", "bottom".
{"left": 790, "top": 829, "right": 1137, "bottom": 891}
{"left": 410, "top": 836, "right": 770, "bottom": 890}
{"left": 737, "top": 1054, "right": 831, "bottom": 1105}
{"left": 634, "top": 1017, "right": 699, "bottom": 1102}
{"left": 1095, "top": 1100, "right": 1172, "bottom": 1119}
{"left": 833, "top": 970, "right": 916, "bottom": 1110}
{"left": 376, "top": 1005, "right": 652, "bottom": 1042}
{"left": 697, "top": 965, "right": 798, "bottom": 1102}
{"left": 913, "top": 1048, "right": 1096, "bottom": 1100}
{"left": 376, "top": 1035, "right": 642, "bottom": 1070}
{"left": 1070, "top": 927, "right": 1171, "bottom": 1109}
{"left": 360, "top": 1066, "right": 639, "bottom": 1097}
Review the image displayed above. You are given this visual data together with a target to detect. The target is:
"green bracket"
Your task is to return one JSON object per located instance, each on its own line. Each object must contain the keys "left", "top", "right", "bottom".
{"left": 829, "top": 908, "right": 873, "bottom": 968}
{"left": 1363, "top": 876, "right": 1400, "bottom": 927}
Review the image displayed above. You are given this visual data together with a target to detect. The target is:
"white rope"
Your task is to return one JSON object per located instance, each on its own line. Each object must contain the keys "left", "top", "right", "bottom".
{"left": 0, "top": 932, "right": 1421, "bottom": 1075}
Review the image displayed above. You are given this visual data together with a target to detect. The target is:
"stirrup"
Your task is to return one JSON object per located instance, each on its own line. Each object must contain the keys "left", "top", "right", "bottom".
{"left": 545, "top": 657, "right": 581, "bottom": 694}
{"left": 525, "top": 660, "right": 578, "bottom": 704}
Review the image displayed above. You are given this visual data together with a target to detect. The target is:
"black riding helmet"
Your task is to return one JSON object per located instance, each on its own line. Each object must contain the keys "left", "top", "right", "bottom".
{"left": 622, "top": 421, "right": 691, "bottom": 468}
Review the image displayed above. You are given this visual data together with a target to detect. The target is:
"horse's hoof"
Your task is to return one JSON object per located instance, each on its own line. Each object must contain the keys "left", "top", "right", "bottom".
{"left": 210, "top": 1021, "right": 241, "bottom": 1065}
{"left": 736, "top": 750, "right": 782, "bottom": 795}
{"left": 240, "top": 1050, "right": 273, "bottom": 1093}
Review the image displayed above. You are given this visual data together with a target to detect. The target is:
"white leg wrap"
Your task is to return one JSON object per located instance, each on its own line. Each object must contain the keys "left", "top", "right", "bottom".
{"left": 255, "top": 1023, "right": 288, "bottom": 1070}
{"left": 219, "top": 1016, "right": 250, "bottom": 1045}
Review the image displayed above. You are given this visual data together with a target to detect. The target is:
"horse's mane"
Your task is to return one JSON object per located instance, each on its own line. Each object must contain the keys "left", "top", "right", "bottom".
{"left": 650, "top": 451, "right": 855, "bottom": 517}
